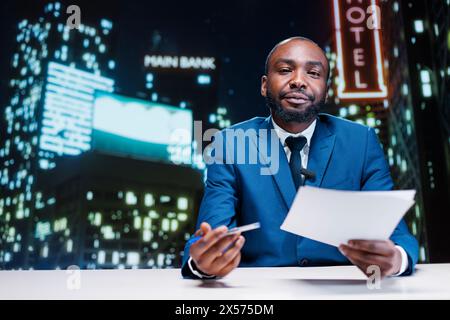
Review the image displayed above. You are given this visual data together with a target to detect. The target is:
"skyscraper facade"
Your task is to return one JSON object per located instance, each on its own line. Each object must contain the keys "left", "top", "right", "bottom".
{"left": 0, "top": 2, "right": 117, "bottom": 268}
{"left": 381, "top": 0, "right": 450, "bottom": 262}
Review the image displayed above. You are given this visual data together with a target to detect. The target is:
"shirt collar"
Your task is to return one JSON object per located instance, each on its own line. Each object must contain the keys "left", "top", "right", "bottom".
{"left": 271, "top": 117, "right": 317, "bottom": 148}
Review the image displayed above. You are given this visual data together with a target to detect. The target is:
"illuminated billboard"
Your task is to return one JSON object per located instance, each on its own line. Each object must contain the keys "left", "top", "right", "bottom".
{"left": 92, "top": 92, "right": 193, "bottom": 164}
{"left": 40, "top": 62, "right": 114, "bottom": 157}
{"left": 332, "top": 0, "right": 387, "bottom": 100}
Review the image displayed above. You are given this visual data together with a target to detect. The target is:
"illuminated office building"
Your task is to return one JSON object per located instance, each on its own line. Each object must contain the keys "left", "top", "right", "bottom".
{"left": 32, "top": 152, "right": 203, "bottom": 269}
{"left": 380, "top": 0, "right": 450, "bottom": 262}
{"left": 143, "top": 54, "right": 220, "bottom": 127}
{"left": 0, "top": 2, "right": 208, "bottom": 270}
{"left": 142, "top": 53, "right": 232, "bottom": 167}
{"left": 29, "top": 90, "right": 199, "bottom": 269}
{"left": 0, "top": 2, "right": 116, "bottom": 268}
{"left": 39, "top": 62, "right": 114, "bottom": 169}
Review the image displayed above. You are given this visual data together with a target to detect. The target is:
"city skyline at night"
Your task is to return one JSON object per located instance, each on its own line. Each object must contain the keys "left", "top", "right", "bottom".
{"left": 1, "top": 0, "right": 448, "bottom": 270}
{"left": 0, "top": 1, "right": 215, "bottom": 269}
{"left": 0, "top": 2, "right": 119, "bottom": 268}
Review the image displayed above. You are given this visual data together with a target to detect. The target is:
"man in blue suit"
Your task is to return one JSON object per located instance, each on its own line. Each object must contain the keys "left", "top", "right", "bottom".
{"left": 182, "top": 37, "right": 419, "bottom": 279}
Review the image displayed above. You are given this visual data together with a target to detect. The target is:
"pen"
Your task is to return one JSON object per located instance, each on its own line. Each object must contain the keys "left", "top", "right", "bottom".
{"left": 188, "top": 222, "right": 261, "bottom": 244}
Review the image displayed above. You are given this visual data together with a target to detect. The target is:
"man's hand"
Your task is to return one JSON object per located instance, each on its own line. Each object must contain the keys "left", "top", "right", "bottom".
{"left": 189, "top": 222, "right": 245, "bottom": 278}
{"left": 339, "top": 240, "right": 402, "bottom": 278}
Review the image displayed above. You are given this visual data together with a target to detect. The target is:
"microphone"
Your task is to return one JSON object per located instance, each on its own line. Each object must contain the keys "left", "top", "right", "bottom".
{"left": 300, "top": 168, "right": 316, "bottom": 182}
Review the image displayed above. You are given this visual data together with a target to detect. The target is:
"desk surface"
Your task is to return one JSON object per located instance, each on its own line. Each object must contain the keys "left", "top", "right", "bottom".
{"left": 1, "top": 264, "right": 449, "bottom": 300}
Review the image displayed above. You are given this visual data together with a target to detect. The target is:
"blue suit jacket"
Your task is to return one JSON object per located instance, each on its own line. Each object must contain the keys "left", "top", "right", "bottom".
{"left": 182, "top": 114, "right": 419, "bottom": 278}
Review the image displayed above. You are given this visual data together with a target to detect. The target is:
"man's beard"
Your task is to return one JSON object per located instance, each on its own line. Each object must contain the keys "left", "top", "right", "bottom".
{"left": 265, "top": 89, "right": 323, "bottom": 123}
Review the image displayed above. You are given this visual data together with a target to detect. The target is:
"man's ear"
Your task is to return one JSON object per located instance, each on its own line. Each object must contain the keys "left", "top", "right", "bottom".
{"left": 261, "top": 75, "right": 267, "bottom": 97}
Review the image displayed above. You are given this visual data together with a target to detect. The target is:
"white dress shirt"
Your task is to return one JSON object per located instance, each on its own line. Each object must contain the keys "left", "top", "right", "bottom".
{"left": 271, "top": 117, "right": 316, "bottom": 170}
{"left": 188, "top": 117, "right": 408, "bottom": 277}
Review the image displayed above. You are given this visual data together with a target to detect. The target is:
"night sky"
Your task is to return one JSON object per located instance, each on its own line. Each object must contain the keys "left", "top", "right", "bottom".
{"left": 0, "top": 0, "right": 332, "bottom": 124}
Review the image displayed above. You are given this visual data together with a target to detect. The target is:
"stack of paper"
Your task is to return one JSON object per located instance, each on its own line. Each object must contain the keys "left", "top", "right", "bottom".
{"left": 280, "top": 186, "right": 416, "bottom": 247}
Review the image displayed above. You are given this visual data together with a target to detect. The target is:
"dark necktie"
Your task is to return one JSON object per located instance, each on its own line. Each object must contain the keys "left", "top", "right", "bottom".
{"left": 285, "top": 136, "right": 307, "bottom": 190}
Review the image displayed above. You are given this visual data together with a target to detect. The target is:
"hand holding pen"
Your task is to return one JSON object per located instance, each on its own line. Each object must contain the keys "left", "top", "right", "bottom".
{"left": 189, "top": 222, "right": 260, "bottom": 278}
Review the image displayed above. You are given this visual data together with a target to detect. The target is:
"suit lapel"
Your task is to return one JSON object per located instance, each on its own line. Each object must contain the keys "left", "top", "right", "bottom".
{"left": 255, "top": 117, "right": 296, "bottom": 210}
{"left": 254, "top": 115, "right": 336, "bottom": 209}
{"left": 305, "top": 115, "right": 336, "bottom": 187}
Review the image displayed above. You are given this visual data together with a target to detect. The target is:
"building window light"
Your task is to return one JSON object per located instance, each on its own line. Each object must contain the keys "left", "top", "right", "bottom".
{"left": 160, "top": 195, "right": 171, "bottom": 204}
{"left": 405, "top": 109, "right": 412, "bottom": 121}
{"left": 144, "top": 194, "right": 154, "bottom": 207}
{"left": 177, "top": 197, "right": 188, "bottom": 210}
{"left": 67, "top": 239, "right": 73, "bottom": 252}
{"left": 393, "top": 1, "right": 399, "bottom": 12}
{"left": 126, "top": 191, "right": 137, "bottom": 205}
{"left": 391, "top": 135, "right": 397, "bottom": 146}
{"left": 420, "top": 70, "right": 432, "bottom": 97}
{"left": 97, "top": 250, "right": 106, "bottom": 264}
{"left": 406, "top": 124, "right": 412, "bottom": 136}
{"left": 366, "top": 118, "right": 376, "bottom": 127}
{"left": 42, "top": 245, "right": 49, "bottom": 258}
{"left": 339, "top": 108, "right": 348, "bottom": 117}
{"left": 126, "top": 252, "right": 140, "bottom": 265}
{"left": 420, "top": 70, "right": 430, "bottom": 83}
{"left": 112, "top": 251, "right": 119, "bottom": 264}
{"left": 434, "top": 24, "right": 439, "bottom": 36}
{"left": 197, "top": 74, "right": 211, "bottom": 85}
{"left": 101, "top": 226, "right": 115, "bottom": 240}
{"left": 101, "top": 19, "right": 113, "bottom": 30}
{"left": 402, "top": 84, "right": 409, "bottom": 96}
{"left": 393, "top": 46, "right": 399, "bottom": 57}
{"left": 422, "top": 84, "right": 432, "bottom": 97}
{"left": 414, "top": 20, "right": 424, "bottom": 33}
{"left": 348, "top": 104, "right": 359, "bottom": 115}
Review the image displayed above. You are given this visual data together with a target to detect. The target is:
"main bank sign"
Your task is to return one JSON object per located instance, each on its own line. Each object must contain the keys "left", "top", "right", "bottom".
{"left": 333, "top": 0, "right": 387, "bottom": 100}
{"left": 144, "top": 55, "right": 216, "bottom": 70}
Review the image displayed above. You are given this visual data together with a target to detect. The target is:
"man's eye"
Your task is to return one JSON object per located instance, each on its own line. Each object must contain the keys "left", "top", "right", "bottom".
{"left": 308, "top": 71, "right": 320, "bottom": 77}
{"left": 279, "top": 68, "right": 291, "bottom": 73}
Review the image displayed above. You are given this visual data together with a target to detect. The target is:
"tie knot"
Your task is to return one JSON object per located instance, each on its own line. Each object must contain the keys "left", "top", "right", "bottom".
{"left": 285, "top": 136, "right": 307, "bottom": 152}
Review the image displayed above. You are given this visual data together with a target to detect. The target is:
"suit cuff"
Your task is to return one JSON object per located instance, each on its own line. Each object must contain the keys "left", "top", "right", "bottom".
{"left": 188, "top": 257, "right": 216, "bottom": 279}
{"left": 391, "top": 245, "right": 409, "bottom": 276}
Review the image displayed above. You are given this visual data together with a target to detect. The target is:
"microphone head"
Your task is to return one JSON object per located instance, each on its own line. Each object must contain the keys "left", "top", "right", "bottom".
{"left": 300, "top": 168, "right": 316, "bottom": 180}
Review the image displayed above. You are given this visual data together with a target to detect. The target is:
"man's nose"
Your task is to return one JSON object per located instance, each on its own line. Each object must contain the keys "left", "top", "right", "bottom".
{"left": 288, "top": 72, "right": 307, "bottom": 90}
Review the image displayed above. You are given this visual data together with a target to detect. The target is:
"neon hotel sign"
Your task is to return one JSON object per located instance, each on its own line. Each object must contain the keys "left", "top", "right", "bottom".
{"left": 333, "top": 0, "right": 387, "bottom": 99}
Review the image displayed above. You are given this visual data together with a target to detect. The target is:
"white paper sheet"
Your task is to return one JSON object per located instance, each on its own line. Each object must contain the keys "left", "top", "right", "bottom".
{"left": 280, "top": 186, "right": 416, "bottom": 247}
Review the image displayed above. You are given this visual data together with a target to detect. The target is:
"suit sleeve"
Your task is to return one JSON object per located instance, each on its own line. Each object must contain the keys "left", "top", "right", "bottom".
{"left": 182, "top": 131, "right": 239, "bottom": 279}
{"left": 361, "top": 127, "right": 419, "bottom": 275}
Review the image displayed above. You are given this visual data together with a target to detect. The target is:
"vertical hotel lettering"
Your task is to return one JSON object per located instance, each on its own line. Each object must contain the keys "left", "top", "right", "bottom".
{"left": 333, "top": 0, "right": 387, "bottom": 100}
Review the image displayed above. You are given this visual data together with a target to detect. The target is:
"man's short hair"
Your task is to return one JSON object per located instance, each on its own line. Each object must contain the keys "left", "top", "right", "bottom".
{"left": 264, "top": 36, "right": 331, "bottom": 85}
